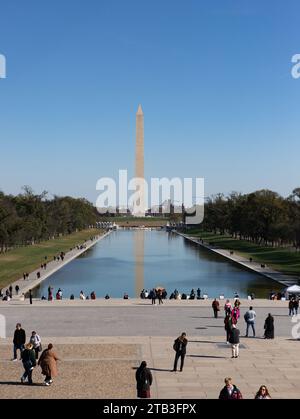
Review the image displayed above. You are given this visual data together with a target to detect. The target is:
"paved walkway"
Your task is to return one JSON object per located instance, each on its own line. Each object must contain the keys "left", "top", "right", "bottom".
{"left": 178, "top": 232, "right": 299, "bottom": 287}
{"left": 5, "top": 231, "right": 111, "bottom": 298}
{"left": 0, "top": 335, "right": 299, "bottom": 399}
{"left": 0, "top": 300, "right": 294, "bottom": 337}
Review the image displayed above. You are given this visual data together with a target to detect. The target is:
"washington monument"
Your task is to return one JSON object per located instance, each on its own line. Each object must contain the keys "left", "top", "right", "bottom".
{"left": 134, "top": 104, "right": 145, "bottom": 216}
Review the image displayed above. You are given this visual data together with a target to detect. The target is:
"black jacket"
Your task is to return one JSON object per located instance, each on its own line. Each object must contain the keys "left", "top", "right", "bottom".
{"left": 174, "top": 337, "right": 188, "bottom": 354}
{"left": 135, "top": 367, "right": 153, "bottom": 391}
{"left": 21, "top": 349, "right": 36, "bottom": 367}
{"left": 13, "top": 328, "right": 26, "bottom": 346}
{"left": 219, "top": 385, "right": 243, "bottom": 400}
{"left": 229, "top": 328, "right": 240, "bottom": 344}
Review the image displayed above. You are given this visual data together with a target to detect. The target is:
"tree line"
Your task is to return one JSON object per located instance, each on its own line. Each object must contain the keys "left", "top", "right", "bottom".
{"left": 198, "top": 188, "right": 300, "bottom": 250}
{"left": 0, "top": 187, "right": 98, "bottom": 252}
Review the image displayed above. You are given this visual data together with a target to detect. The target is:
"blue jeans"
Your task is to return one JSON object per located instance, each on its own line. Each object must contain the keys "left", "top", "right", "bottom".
{"left": 246, "top": 322, "right": 255, "bottom": 337}
{"left": 13, "top": 344, "right": 24, "bottom": 359}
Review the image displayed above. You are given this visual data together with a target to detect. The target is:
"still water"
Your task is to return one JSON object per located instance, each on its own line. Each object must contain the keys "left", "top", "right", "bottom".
{"left": 35, "top": 230, "right": 282, "bottom": 299}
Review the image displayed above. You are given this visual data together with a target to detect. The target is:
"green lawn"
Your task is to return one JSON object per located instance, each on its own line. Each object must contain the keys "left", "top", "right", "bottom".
{"left": 0, "top": 229, "right": 101, "bottom": 289}
{"left": 187, "top": 230, "right": 300, "bottom": 277}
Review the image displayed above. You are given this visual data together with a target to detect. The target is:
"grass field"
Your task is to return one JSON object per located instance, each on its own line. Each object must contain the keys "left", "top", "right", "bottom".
{"left": 187, "top": 230, "right": 300, "bottom": 277}
{"left": 0, "top": 229, "right": 101, "bottom": 289}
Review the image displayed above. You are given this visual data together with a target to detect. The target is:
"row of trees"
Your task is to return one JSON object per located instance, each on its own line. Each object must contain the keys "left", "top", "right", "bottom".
{"left": 0, "top": 187, "right": 98, "bottom": 251}
{"left": 199, "top": 188, "right": 300, "bottom": 249}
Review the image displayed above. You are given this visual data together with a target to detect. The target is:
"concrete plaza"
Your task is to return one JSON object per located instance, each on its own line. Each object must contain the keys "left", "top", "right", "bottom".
{"left": 0, "top": 299, "right": 299, "bottom": 399}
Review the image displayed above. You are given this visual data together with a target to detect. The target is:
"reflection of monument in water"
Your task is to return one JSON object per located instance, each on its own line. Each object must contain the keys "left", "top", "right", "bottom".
{"left": 134, "top": 229, "right": 144, "bottom": 296}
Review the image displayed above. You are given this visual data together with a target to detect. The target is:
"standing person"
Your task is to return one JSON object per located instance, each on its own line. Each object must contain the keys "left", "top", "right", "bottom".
{"left": 38, "top": 343, "right": 60, "bottom": 386}
{"left": 224, "top": 300, "right": 232, "bottom": 316}
{"left": 135, "top": 361, "right": 153, "bottom": 398}
{"left": 197, "top": 288, "right": 201, "bottom": 299}
{"left": 293, "top": 298, "right": 299, "bottom": 315}
{"left": 157, "top": 289, "right": 163, "bottom": 305}
{"left": 9, "top": 285, "right": 13, "bottom": 298}
{"left": 231, "top": 306, "right": 240, "bottom": 325}
{"left": 219, "top": 377, "right": 243, "bottom": 399}
{"left": 15, "top": 285, "right": 20, "bottom": 295}
{"left": 255, "top": 385, "right": 272, "bottom": 399}
{"left": 23, "top": 273, "right": 26, "bottom": 280}
{"left": 264, "top": 313, "right": 274, "bottom": 339}
{"left": 12, "top": 323, "right": 26, "bottom": 361}
{"left": 30, "top": 331, "right": 42, "bottom": 359}
{"left": 48, "top": 286, "right": 53, "bottom": 301}
{"left": 244, "top": 306, "right": 256, "bottom": 337}
{"left": 29, "top": 289, "right": 33, "bottom": 305}
{"left": 21, "top": 343, "right": 36, "bottom": 384}
{"left": 229, "top": 324, "right": 240, "bottom": 358}
{"left": 212, "top": 298, "right": 220, "bottom": 318}
{"left": 289, "top": 299, "right": 294, "bottom": 316}
{"left": 224, "top": 312, "right": 233, "bottom": 344}
{"left": 151, "top": 288, "right": 156, "bottom": 305}
{"left": 172, "top": 332, "right": 188, "bottom": 372}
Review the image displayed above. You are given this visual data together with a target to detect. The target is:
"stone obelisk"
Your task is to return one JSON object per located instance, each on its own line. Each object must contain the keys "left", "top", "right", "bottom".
{"left": 134, "top": 104, "right": 145, "bottom": 216}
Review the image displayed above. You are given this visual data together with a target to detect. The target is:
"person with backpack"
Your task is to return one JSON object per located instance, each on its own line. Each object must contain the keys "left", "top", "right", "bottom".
{"left": 172, "top": 332, "right": 188, "bottom": 372}
{"left": 135, "top": 361, "right": 153, "bottom": 398}
{"left": 244, "top": 306, "right": 256, "bottom": 337}
{"left": 21, "top": 343, "right": 36, "bottom": 384}
{"left": 219, "top": 377, "right": 243, "bottom": 399}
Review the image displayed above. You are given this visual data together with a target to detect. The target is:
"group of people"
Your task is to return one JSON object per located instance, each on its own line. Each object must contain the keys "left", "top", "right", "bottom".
{"left": 218, "top": 378, "right": 272, "bottom": 399}
{"left": 288, "top": 297, "right": 299, "bottom": 316}
{"left": 220, "top": 299, "right": 275, "bottom": 360}
{"left": 136, "top": 331, "right": 272, "bottom": 399}
{"left": 79, "top": 290, "right": 96, "bottom": 300}
{"left": 0, "top": 284, "right": 20, "bottom": 301}
{"left": 13, "top": 323, "right": 59, "bottom": 386}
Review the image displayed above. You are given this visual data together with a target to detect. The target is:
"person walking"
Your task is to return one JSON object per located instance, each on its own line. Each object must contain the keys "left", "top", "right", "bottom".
{"left": 219, "top": 377, "right": 243, "bottom": 399}
{"left": 244, "top": 306, "right": 256, "bottom": 337}
{"left": 135, "top": 361, "right": 153, "bottom": 398}
{"left": 12, "top": 323, "right": 26, "bottom": 361}
{"left": 172, "top": 332, "right": 188, "bottom": 372}
{"left": 212, "top": 298, "right": 220, "bottom": 318}
{"left": 9, "top": 285, "right": 13, "bottom": 298}
{"left": 29, "top": 331, "right": 42, "bottom": 359}
{"left": 15, "top": 285, "right": 20, "bottom": 295}
{"left": 229, "top": 324, "right": 240, "bottom": 358}
{"left": 224, "top": 312, "right": 233, "bottom": 344}
{"left": 21, "top": 343, "right": 36, "bottom": 384}
{"left": 38, "top": 343, "right": 60, "bottom": 386}
{"left": 264, "top": 313, "right": 274, "bottom": 339}
{"left": 254, "top": 385, "right": 272, "bottom": 399}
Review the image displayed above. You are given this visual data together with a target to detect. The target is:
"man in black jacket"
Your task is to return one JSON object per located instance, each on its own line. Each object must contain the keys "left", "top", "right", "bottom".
{"left": 229, "top": 324, "right": 240, "bottom": 358}
{"left": 13, "top": 323, "right": 26, "bottom": 361}
{"left": 172, "top": 332, "right": 188, "bottom": 372}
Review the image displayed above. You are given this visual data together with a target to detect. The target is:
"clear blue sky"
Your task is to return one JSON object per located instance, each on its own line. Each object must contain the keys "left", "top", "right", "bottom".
{"left": 0, "top": 0, "right": 299, "bottom": 203}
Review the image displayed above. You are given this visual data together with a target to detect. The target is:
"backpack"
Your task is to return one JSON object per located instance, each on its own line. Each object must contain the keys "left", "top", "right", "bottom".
{"left": 173, "top": 340, "right": 178, "bottom": 351}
